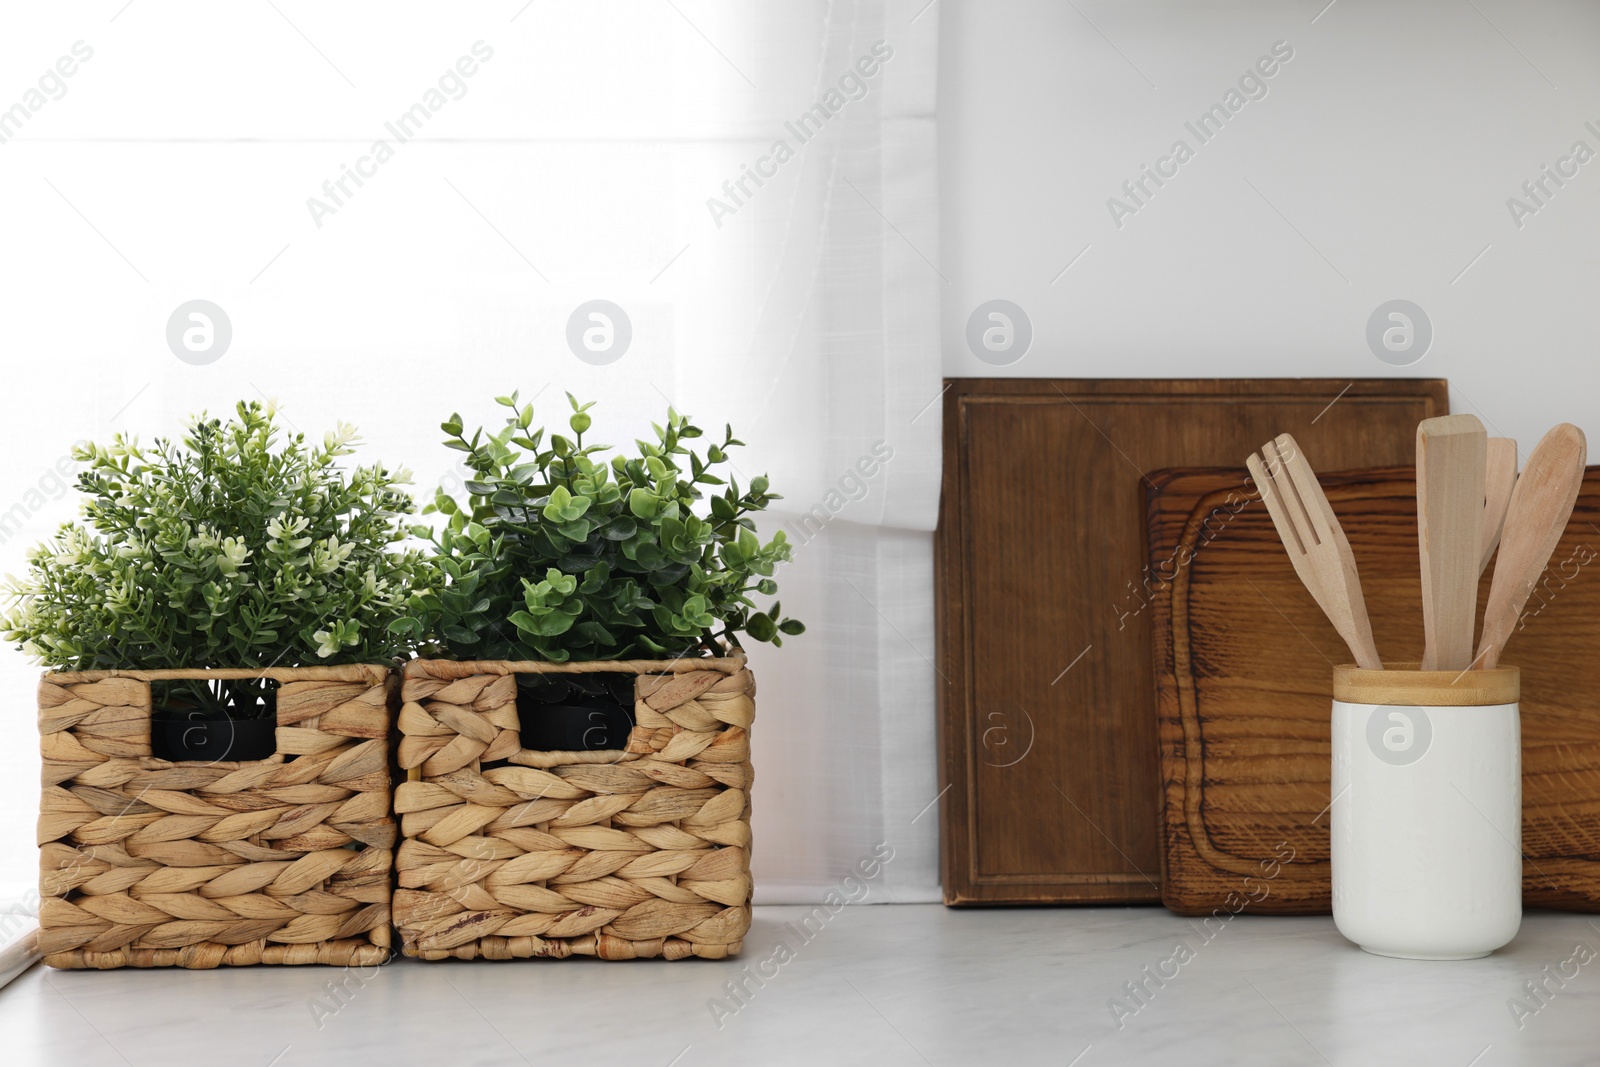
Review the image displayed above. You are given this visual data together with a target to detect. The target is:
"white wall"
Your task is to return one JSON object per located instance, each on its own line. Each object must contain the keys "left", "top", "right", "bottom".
{"left": 940, "top": 0, "right": 1600, "bottom": 450}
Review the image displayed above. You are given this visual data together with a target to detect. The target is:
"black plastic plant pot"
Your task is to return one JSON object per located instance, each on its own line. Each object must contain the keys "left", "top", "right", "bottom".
{"left": 150, "top": 707, "right": 278, "bottom": 762}
{"left": 515, "top": 672, "right": 636, "bottom": 752}
{"left": 521, "top": 703, "right": 635, "bottom": 752}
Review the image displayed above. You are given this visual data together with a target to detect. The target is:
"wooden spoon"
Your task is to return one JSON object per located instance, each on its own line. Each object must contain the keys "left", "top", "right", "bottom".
{"left": 1246, "top": 433, "right": 1382, "bottom": 669}
{"left": 1477, "top": 423, "right": 1588, "bottom": 669}
{"left": 1417, "top": 415, "right": 1487, "bottom": 671}
{"left": 1479, "top": 437, "right": 1518, "bottom": 575}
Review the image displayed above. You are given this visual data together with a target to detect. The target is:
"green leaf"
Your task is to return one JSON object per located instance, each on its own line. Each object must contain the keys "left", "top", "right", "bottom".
{"left": 746, "top": 613, "right": 777, "bottom": 642}
{"left": 628, "top": 489, "right": 657, "bottom": 519}
{"left": 555, "top": 517, "right": 593, "bottom": 542}
{"left": 442, "top": 623, "right": 480, "bottom": 645}
{"left": 576, "top": 620, "right": 615, "bottom": 646}
{"left": 542, "top": 485, "right": 573, "bottom": 521}
{"left": 538, "top": 611, "right": 577, "bottom": 637}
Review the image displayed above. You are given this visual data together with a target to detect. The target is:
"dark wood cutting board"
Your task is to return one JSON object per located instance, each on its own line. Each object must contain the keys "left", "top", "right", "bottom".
{"left": 1150, "top": 464, "right": 1600, "bottom": 915}
{"left": 936, "top": 379, "right": 1446, "bottom": 905}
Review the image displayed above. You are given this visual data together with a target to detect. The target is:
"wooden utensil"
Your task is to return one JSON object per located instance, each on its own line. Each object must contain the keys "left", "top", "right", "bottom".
{"left": 1416, "top": 415, "right": 1487, "bottom": 670}
{"left": 1477, "top": 423, "right": 1588, "bottom": 669}
{"left": 1246, "top": 433, "right": 1382, "bottom": 669}
{"left": 1480, "top": 437, "right": 1518, "bottom": 575}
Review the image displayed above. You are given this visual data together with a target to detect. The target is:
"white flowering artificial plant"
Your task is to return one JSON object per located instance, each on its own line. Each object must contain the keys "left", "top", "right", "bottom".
{"left": 1, "top": 400, "right": 432, "bottom": 717}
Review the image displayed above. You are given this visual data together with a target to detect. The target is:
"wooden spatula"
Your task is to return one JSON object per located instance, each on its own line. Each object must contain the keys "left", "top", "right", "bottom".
{"left": 1417, "top": 415, "right": 1487, "bottom": 670}
{"left": 1480, "top": 437, "right": 1518, "bottom": 575}
{"left": 1246, "top": 433, "right": 1382, "bottom": 669}
{"left": 1477, "top": 423, "right": 1588, "bottom": 669}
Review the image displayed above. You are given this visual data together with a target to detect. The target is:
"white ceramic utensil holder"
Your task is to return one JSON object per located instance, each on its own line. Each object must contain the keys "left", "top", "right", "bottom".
{"left": 1330, "top": 663, "right": 1522, "bottom": 960}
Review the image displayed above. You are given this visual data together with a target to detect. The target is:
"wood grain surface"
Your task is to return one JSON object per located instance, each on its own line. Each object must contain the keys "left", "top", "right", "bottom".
{"left": 1415, "top": 416, "right": 1487, "bottom": 670}
{"left": 936, "top": 379, "right": 1445, "bottom": 905}
{"left": 1150, "top": 464, "right": 1600, "bottom": 915}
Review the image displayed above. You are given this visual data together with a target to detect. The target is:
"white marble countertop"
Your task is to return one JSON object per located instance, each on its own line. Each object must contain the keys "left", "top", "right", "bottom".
{"left": 3, "top": 905, "right": 1598, "bottom": 1066}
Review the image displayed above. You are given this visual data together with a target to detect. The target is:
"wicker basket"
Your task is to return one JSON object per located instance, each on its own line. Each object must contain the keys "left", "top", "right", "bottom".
{"left": 37, "top": 665, "right": 396, "bottom": 969}
{"left": 394, "top": 654, "right": 754, "bottom": 960}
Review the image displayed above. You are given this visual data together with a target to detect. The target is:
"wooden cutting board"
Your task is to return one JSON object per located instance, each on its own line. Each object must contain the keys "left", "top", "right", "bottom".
{"left": 936, "top": 379, "right": 1446, "bottom": 905}
{"left": 1149, "top": 464, "right": 1600, "bottom": 915}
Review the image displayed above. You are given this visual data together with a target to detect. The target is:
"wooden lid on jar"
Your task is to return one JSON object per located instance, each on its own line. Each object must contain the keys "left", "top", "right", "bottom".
{"left": 1332, "top": 662, "right": 1520, "bottom": 706}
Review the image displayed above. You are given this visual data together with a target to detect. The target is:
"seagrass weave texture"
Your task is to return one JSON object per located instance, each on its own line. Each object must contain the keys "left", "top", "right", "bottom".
{"left": 37, "top": 665, "right": 395, "bottom": 969}
{"left": 394, "top": 655, "right": 754, "bottom": 960}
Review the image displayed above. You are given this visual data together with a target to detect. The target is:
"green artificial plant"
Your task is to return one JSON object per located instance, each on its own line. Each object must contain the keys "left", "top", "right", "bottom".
{"left": 395, "top": 392, "right": 804, "bottom": 662}
{"left": 2, "top": 400, "right": 431, "bottom": 716}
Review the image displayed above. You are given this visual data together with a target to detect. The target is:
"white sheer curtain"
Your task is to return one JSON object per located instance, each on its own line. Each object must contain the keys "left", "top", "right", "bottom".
{"left": 0, "top": 0, "right": 944, "bottom": 943}
{"left": 684, "top": 1, "right": 945, "bottom": 902}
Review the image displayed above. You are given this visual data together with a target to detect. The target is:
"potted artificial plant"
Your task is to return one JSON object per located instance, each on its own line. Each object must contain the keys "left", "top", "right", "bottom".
{"left": 390, "top": 393, "right": 802, "bottom": 962}
{"left": 396, "top": 392, "right": 803, "bottom": 745}
{"left": 6, "top": 401, "right": 428, "bottom": 969}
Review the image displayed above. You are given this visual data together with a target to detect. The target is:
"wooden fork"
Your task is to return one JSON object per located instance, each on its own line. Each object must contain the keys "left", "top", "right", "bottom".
{"left": 1247, "top": 433, "right": 1383, "bottom": 669}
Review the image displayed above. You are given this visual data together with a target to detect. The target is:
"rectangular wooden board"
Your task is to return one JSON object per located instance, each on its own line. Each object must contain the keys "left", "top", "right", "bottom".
{"left": 936, "top": 379, "right": 1447, "bottom": 905}
{"left": 1150, "top": 464, "right": 1600, "bottom": 915}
